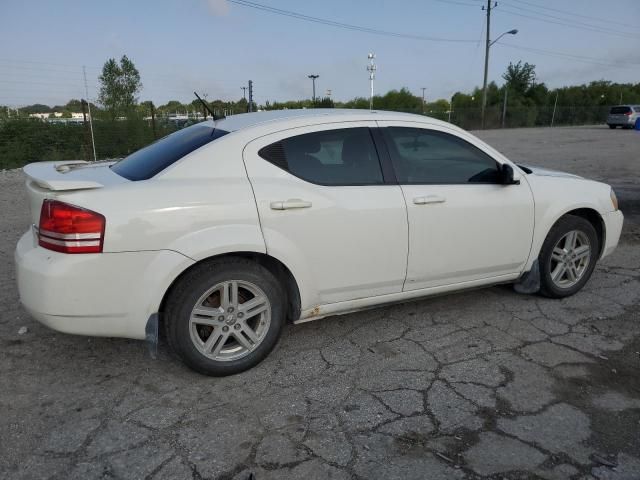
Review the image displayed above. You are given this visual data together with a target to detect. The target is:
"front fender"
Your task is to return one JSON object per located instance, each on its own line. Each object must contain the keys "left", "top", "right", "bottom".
{"left": 525, "top": 176, "right": 613, "bottom": 270}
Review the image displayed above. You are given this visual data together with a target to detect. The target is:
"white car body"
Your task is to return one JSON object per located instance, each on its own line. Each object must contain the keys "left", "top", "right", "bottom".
{"left": 15, "top": 109, "right": 623, "bottom": 341}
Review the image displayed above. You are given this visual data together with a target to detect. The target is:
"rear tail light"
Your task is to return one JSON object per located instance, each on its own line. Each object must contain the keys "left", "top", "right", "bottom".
{"left": 624, "top": 111, "right": 632, "bottom": 116}
{"left": 38, "top": 200, "right": 105, "bottom": 254}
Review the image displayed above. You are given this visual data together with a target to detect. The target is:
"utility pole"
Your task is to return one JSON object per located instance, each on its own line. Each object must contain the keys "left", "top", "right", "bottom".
{"left": 81, "top": 99, "right": 90, "bottom": 161}
{"left": 481, "top": 0, "right": 493, "bottom": 130}
{"left": 150, "top": 102, "right": 157, "bottom": 139}
{"left": 501, "top": 87, "right": 508, "bottom": 128}
{"left": 307, "top": 74, "right": 319, "bottom": 104}
{"left": 248, "top": 80, "right": 253, "bottom": 112}
{"left": 421, "top": 87, "right": 426, "bottom": 114}
{"left": 550, "top": 91, "right": 559, "bottom": 128}
{"left": 83, "top": 66, "right": 97, "bottom": 161}
{"left": 241, "top": 86, "right": 247, "bottom": 101}
{"left": 480, "top": 3, "right": 517, "bottom": 129}
{"left": 326, "top": 89, "right": 332, "bottom": 98}
{"left": 367, "top": 53, "right": 377, "bottom": 111}
{"left": 202, "top": 93, "right": 209, "bottom": 120}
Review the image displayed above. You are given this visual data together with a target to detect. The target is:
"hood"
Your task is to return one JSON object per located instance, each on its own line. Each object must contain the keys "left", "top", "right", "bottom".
{"left": 519, "top": 164, "right": 583, "bottom": 180}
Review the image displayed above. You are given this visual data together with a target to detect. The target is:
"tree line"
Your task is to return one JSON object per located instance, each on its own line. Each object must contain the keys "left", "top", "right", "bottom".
{"left": 1, "top": 55, "right": 639, "bottom": 168}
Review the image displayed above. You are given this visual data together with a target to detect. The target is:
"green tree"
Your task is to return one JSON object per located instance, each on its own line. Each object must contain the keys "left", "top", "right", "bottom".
{"left": 316, "top": 96, "right": 334, "bottom": 108}
{"left": 98, "top": 55, "right": 142, "bottom": 119}
{"left": 502, "top": 61, "right": 536, "bottom": 97}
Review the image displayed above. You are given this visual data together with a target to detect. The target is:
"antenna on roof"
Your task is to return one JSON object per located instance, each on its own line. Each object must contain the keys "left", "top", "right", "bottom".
{"left": 194, "top": 92, "right": 224, "bottom": 121}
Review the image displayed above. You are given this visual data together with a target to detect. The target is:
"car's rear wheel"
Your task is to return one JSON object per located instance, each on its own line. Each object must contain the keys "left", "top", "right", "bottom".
{"left": 538, "top": 215, "right": 599, "bottom": 298}
{"left": 608, "top": 124, "right": 616, "bottom": 129}
{"left": 165, "top": 258, "right": 285, "bottom": 376}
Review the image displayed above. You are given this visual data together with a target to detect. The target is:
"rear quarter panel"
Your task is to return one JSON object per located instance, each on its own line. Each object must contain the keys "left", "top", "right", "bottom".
{"left": 54, "top": 138, "right": 266, "bottom": 259}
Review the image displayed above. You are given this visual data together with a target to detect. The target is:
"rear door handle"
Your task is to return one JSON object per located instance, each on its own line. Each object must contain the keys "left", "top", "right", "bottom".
{"left": 270, "top": 199, "right": 313, "bottom": 210}
{"left": 413, "top": 195, "right": 446, "bottom": 205}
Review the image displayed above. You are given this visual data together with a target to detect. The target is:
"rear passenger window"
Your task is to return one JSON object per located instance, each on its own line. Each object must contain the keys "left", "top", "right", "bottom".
{"left": 258, "top": 128, "right": 384, "bottom": 185}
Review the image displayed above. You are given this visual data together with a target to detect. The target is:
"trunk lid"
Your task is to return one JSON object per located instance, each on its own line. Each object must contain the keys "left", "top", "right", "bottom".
{"left": 23, "top": 160, "right": 128, "bottom": 225}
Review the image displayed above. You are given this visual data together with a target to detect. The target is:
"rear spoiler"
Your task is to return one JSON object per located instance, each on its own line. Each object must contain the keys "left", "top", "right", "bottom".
{"left": 23, "top": 161, "right": 107, "bottom": 191}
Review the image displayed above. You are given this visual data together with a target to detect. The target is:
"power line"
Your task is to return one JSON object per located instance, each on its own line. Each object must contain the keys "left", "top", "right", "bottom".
{"left": 497, "top": 7, "right": 640, "bottom": 40}
{"left": 501, "top": 0, "right": 637, "bottom": 30}
{"left": 432, "top": 0, "right": 478, "bottom": 6}
{"left": 499, "top": 1, "right": 639, "bottom": 36}
{"left": 227, "top": 0, "right": 478, "bottom": 43}
{"left": 497, "top": 42, "right": 638, "bottom": 68}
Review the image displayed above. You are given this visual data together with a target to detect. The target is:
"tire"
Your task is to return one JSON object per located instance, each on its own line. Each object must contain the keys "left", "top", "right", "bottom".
{"left": 538, "top": 215, "right": 599, "bottom": 299}
{"left": 164, "top": 257, "right": 285, "bottom": 376}
{"left": 608, "top": 124, "right": 616, "bottom": 129}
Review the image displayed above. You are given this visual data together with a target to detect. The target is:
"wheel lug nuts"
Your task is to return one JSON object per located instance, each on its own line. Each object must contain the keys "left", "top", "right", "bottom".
{"left": 237, "top": 312, "right": 244, "bottom": 318}
{"left": 228, "top": 307, "right": 234, "bottom": 313}
{"left": 234, "top": 324, "right": 241, "bottom": 329}
{"left": 218, "top": 316, "right": 225, "bottom": 321}
{"left": 222, "top": 326, "right": 229, "bottom": 332}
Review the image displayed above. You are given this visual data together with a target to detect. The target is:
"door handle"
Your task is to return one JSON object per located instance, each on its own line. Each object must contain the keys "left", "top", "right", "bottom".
{"left": 413, "top": 195, "right": 446, "bottom": 205}
{"left": 270, "top": 199, "right": 313, "bottom": 210}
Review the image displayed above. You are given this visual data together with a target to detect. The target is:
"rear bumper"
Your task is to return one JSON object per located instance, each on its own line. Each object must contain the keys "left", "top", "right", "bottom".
{"left": 601, "top": 209, "right": 624, "bottom": 259}
{"left": 607, "top": 117, "right": 635, "bottom": 126}
{"left": 15, "top": 232, "right": 193, "bottom": 339}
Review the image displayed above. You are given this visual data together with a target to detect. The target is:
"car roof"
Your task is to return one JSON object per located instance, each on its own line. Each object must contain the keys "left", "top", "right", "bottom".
{"left": 213, "top": 108, "right": 452, "bottom": 132}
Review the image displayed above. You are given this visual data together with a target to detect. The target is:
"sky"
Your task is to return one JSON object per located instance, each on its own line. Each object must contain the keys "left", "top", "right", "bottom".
{"left": 1, "top": 0, "right": 639, "bottom": 107}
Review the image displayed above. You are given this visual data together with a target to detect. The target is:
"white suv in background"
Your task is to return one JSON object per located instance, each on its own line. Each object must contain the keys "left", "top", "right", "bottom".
{"left": 607, "top": 105, "right": 640, "bottom": 128}
{"left": 15, "top": 109, "right": 623, "bottom": 375}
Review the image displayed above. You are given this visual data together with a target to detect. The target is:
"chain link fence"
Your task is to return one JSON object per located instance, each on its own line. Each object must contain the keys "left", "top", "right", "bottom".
{"left": 0, "top": 105, "right": 614, "bottom": 169}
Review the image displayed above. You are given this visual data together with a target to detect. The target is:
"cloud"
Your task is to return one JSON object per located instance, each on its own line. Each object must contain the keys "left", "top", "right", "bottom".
{"left": 207, "top": 0, "right": 230, "bottom": 16}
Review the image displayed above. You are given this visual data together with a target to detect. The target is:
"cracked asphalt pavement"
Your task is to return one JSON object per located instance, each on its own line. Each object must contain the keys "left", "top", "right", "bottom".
{"left": 1, "top": 126, "right": 639, "bottom": 480}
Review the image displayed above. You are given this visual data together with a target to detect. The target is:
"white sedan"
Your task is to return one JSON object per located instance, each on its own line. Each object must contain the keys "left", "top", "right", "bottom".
{"left": 15, "top": 110, "right": 624, "bottom": 375}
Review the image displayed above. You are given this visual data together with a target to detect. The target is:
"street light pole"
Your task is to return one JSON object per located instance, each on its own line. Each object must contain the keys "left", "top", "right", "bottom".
{"left": 480, "top": 0, "right": 493, "bottom": 129}
{"left": 421, "top": 87, "right": 426, "bottom": 114}
{"left": 308, "top": 74, "right": 319, "bottom": 104}
{"left": 481, "top": 0, "right": 517, "bottom": 129}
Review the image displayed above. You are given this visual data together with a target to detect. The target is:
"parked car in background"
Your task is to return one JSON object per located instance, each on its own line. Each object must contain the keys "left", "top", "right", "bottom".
{"left": 607, "top": 105, "right": 640, "bottom": 129}
{"left": 15, "top": 109, "right": 624, "bottom": 376}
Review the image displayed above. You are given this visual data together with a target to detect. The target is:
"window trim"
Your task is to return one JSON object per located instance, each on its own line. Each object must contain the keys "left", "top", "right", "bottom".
{"left": 379, "top": 126, "right": 503, "bottom": 186}
{"left": 257, "top": 127, "right": 392, "bottom": 187}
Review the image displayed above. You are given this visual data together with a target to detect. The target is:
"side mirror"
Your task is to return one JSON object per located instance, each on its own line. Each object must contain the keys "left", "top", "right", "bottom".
{"left": 500, "top": 163, "right": 520, "bottom": 185}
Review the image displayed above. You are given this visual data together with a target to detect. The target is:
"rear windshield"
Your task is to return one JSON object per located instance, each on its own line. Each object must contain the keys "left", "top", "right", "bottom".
{"left": 111, "top": 123, "right": 229, "bottom": 181}
{"left": 610, "top": 106, "right": 631, "bottom": 114}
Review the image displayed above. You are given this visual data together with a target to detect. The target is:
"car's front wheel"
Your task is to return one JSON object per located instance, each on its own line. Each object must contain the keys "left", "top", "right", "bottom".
{"left": 538, "top": 215, "right": 599, "bottom": 298}
{"left": 165, "top": 258, "right": 285, "bottom": 376}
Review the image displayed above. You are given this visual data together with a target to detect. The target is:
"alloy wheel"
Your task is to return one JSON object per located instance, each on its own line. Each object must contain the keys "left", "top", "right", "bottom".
{"left": 549, "top": 230, "right": 591, "bottom": 289}
{"left": 189, "top": 280, "right": 271, "bottom": 361}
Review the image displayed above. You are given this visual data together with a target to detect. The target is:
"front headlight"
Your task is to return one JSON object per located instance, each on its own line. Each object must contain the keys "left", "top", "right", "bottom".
{"left": 610, "top": 188, "right": 619, "bottom": 211}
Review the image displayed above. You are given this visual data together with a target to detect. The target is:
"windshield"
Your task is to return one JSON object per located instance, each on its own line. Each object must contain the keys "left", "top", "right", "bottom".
{"left": 111, "top": 123, "right": 229, "bottom": 181}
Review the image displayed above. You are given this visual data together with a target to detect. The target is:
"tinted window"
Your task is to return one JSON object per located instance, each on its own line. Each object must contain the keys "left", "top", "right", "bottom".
{"left": 383, "top": 127, "right": 500, "bottom": 184}
{"left": 610, "top": 106, "right": 631, "bottom": 114}
{"left": 259, "top": 128, "right": 383, "bottom": 185}
{"left": 111, "top": 124, "right": 229, "bottom": 181}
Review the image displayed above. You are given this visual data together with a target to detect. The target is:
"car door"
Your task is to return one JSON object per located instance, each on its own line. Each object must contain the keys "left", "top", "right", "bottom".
{"left": 377, "top": 121, "right": 534, "bottom": 291}
{"left": 243, "top": 122, "right": 408, "bottom": 309}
